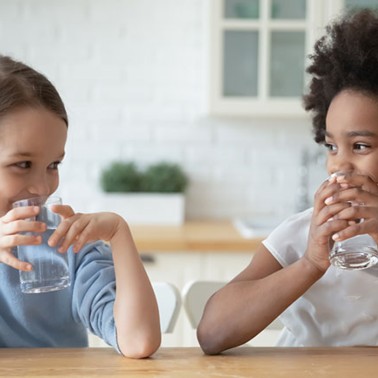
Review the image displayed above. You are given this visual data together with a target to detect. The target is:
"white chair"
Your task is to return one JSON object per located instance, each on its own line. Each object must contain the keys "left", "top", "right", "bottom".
{"left": 182, "top": 280, "right": 225, "bottom": 328}
{"left": 182, "top": 280, "right": 283, "bottom": 346}
{"left": 153, "top": 281, "right": 181, "bottom": 333}
{"left": 89, "top": 281, "right": 181, "bottom": 347}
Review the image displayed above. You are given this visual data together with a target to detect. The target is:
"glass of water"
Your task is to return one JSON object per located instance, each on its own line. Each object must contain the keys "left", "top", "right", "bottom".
{"left": 328, "top": 172, "right": 378, "bottom": 270}
{"left": 330, "top": 234, "right": 378, "bottom": 270}
{"left": 12, "top": 196, "right": 71, "bottom": 293}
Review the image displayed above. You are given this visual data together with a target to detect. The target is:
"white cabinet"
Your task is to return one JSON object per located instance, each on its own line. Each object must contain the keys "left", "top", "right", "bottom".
{"left": 209, "top": 0, "right": 376, "bottom": 117}
{"left": 209, "top": 0, "right": 324, "bottom": 117}
{"left": 325, "top": 0, "right": 378, "bottom": 17}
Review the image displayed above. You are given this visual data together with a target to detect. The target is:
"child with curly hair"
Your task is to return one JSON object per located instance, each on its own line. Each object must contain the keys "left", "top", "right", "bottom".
{"left": 198, "top": 8, "right": 378, "bottom": 354}
{"left": 0, "top": 55, "right": 161, "bottom": 358}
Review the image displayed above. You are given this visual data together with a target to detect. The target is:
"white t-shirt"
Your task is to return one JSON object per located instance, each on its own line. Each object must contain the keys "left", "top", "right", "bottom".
{"left": 263, "top": 208, "right": 378, "bottom": 346}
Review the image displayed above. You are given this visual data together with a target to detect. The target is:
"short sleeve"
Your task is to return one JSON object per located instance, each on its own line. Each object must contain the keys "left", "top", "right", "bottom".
{"left": 262, "top": 208, "right": 312, "bottom": 267}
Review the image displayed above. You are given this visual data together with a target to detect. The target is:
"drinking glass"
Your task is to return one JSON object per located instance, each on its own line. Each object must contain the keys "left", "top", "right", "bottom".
{"left": 328, "top": 172, "right": 378, "bottom": 270}
{"left": 330, "top": 234, "right": 378, "bottom": 270}
{"left": 12, "top": 196, "right": 71, "bottom": 293}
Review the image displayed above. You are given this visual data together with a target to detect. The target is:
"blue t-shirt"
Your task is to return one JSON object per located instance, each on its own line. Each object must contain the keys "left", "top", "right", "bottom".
{"left": 0, "top": 241, "right": 118, "bottom": 349}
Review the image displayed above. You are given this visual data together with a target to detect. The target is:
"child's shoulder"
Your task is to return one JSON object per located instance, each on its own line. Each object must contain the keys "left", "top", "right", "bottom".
{"left": 280, "top": 207, "right": 313, "bottom": 229}
{"left": 266, "top": 208, "right": 313, "bottom": 238}
{"left": 263, "top": 208, "right": 313, "bottom": 266}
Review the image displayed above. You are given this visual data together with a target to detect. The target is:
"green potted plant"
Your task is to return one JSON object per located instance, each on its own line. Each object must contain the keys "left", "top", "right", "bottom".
{"left": 140, "top": 162, "right": 188, "bottom": 193}
{"left": 100, "top": 162, "right": 142, "bottom": 192}
{"left": 98, "top": 161, "right": 189, "bottom": 225}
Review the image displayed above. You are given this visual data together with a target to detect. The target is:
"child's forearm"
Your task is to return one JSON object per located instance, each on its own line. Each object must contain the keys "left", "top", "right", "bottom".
{"left": 197, "top": 257, "right": 324, "bottom": 355}
{"left": 110, "top": 221, "right": 161, "bottom": 358}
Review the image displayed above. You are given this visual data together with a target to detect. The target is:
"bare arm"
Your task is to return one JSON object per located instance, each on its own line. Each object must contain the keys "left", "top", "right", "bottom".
{"left": 197, "top": 175, "right": 357, "bottom": 355}
{"left": 0, "top": 204, "right": 161, "bottom": 357}
{"left": 197, "top": 245, "right": 324, "bottom": 355}
{"left": 48, "top": 209, "right": 161, "bottom": 358}
{"left": 110, "top": 218, "right": 161, "bottom": 358}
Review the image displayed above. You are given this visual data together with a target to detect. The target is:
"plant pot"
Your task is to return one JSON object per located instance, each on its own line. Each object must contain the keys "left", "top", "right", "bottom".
{"left": 95, "top": 193, "right": 185, "bottom": 225}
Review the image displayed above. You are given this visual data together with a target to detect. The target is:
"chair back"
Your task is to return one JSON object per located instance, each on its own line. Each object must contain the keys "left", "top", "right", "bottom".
{"left": 182, "top": 280, "right": 225, "bottom": 328}
{"left": 182, "top": 280, "right": 283, "bottom": 330}
{"left": 153, "top": 282, "right": 181, "bottom": 333}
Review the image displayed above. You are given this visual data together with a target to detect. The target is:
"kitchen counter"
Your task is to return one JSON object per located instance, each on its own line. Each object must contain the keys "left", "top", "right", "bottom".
{"left": 129, "top": 221, "right": 263, "bottom": 253}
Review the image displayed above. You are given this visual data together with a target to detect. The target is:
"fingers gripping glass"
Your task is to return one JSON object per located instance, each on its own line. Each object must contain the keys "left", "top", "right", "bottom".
{"left": 328, "top": 172, "right": 378, "bottom": 270}
{"left": 12, "top": 196, "right": 71, "bottom": 293}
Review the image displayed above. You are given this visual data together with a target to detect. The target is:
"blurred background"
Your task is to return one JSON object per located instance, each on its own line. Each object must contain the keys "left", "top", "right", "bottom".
{"left": 0, "top": 0, "right": 355, "bottom": 222}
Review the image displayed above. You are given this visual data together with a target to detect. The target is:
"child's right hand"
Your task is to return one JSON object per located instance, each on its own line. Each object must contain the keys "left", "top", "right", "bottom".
{"left": 0, "top": 206, "right": 47, "bottom": 271}
{"left": 304, "top": 175, "right": 352, "bottom": 273}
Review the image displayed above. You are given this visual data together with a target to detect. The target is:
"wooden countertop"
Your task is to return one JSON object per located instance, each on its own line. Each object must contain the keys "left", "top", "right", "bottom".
{"left": 129, "top": 220, "right": 263, "bottom": 253}
{"left": 1, "top": 347, "right": 377, "bottom": 377}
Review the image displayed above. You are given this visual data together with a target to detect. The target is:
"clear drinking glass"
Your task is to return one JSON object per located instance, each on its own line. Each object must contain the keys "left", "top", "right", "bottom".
{"left": 328, "top": 172, "right": 378, "bottom": 270}
{"left": 12, "top": 196, "right": 71, "bottom": 293}
{"left": 330, "top": 234, "right": 378, "bottom": 270}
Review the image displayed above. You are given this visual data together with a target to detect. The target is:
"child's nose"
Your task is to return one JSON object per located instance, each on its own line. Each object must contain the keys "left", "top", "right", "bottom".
{"left": 328, "top": 152, "right": 355, "bottom": 176}
{"left": 332, "top": 162, "right": 354, "bottom": 175}
{"left": 27, "top": 174, "right": 51, "bottom": 197}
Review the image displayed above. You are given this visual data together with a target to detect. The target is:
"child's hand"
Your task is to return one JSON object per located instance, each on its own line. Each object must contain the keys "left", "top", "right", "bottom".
{"left": 0, "top": 206, "right": 47, "bottom": 271}
{"left": 48, "top": 205, "right": 124, "bottom": 253}
{"left": 304, "top": 175, "right": 353, "bottom": 273}
{"left": 322, "top": 173, "right": 378, "bottom": 244}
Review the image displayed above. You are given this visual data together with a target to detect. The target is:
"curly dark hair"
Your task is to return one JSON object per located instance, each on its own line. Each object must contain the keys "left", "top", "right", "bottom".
{"left": 303, "top": 9, "right": 378, "bottom": 143}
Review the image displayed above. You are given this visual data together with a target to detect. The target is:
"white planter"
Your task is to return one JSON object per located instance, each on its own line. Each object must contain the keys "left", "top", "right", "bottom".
{"left": 94, "top": 193, "right": 185, "bottom": 225}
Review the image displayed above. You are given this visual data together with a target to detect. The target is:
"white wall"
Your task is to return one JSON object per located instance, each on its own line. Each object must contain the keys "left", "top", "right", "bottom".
{"left": 0, "top": 0, "right": 326, "bottom": 221}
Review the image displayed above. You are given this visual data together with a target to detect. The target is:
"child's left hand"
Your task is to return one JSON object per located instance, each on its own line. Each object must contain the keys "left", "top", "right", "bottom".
{"left": 324, "top": 173, "right": 378, "bottom": 244}
{"left": 47, "top": 204, "right": 124, "bottom": 253}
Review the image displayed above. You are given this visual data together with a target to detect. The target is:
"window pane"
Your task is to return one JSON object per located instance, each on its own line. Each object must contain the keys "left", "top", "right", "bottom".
{"left": 271, "top": 0, "right": 307, "bottom": 19}
{"left": 344, "top": 0, "right": 378, "bottom": 11}
{"left": 270, "top": 31, "right": 305, "bottom": 97}
{"left": 223, "top": 31, "right": 259, "bottom": 97}
{"left": 224, "top": 0, "right": 260, "bottom": 19}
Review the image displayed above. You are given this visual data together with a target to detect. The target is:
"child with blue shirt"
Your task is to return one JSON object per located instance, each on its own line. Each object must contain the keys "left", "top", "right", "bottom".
{"left": 0, "top": 55, "right": 160, "bottom": 358}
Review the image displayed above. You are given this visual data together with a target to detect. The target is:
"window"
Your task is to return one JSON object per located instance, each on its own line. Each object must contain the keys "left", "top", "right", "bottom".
{"left": 209, "top": 0, "right": 316, "bottom": 117}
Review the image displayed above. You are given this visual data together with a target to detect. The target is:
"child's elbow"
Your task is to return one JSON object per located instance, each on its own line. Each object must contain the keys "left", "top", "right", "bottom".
{"left": 197, "top": 320, "right": 224, "bottom": 355}
{"left": 119, "top": 334, "right": 161, "bottom": 359}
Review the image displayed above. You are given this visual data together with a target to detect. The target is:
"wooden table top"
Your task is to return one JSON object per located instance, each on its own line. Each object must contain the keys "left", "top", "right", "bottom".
{"left": 129, "top": 220, "right": 263, "bottom": 252}
{"left": 1, "top": 347, "right": 377, "bottom": 377}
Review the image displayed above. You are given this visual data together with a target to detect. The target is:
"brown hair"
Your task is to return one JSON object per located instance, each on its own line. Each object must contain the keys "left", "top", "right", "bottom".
{"left": 0, "top": 55, "right": 68, "bottom": 126}
{"left": 303, "top": 9, "right": 378, "bottom": 143}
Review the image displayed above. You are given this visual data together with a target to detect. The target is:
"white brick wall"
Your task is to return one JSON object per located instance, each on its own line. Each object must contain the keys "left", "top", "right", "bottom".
{"left": 0, "top": 0, "right": 326, "bottom": 221}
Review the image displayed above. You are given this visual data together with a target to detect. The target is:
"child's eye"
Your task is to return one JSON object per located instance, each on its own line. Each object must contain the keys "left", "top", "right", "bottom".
{"left": 48, "top": 161, "right": 61, "bottom": 170}
{"left": 354, "top": 143, "right": 370, "bottom": 151}
{"left": 324, "top": 143, "right": 337, "bottom": 153}
{"left": 15, "top": 161, "right": 32, "bottom": 169}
